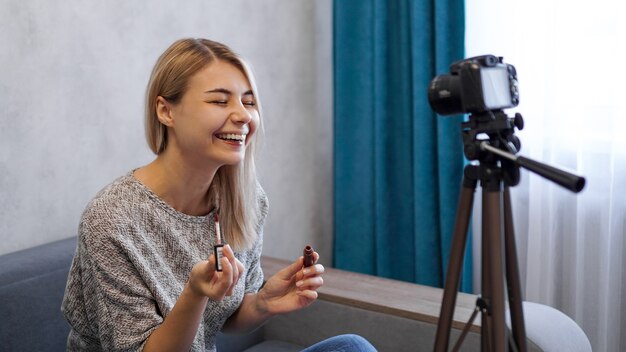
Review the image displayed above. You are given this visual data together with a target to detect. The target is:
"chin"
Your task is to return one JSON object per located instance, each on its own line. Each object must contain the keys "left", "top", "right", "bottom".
{"left": 219, "top": 155, "right": 246, "bottom": 167}
{"left": 205, "top": 148, "right": 246, "bottom": 168}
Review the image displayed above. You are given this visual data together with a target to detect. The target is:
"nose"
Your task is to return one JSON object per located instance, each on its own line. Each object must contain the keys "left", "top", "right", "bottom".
{"left": 229, "top": 104, "right": 253, "bottom": 125}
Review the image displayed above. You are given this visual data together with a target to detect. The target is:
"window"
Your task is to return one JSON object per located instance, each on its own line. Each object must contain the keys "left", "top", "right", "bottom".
{"left": 466, "top": 0, "right": 626, "bottom": 350}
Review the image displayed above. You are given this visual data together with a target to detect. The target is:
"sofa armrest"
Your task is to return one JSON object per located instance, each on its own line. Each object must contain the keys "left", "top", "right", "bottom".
{"left": 260, "top": 256, "right": 480, "bottom": 351}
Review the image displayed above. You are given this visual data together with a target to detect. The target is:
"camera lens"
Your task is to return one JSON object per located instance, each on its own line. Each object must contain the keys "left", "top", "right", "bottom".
{"left": 428, "top": 74, "right": 463, "bottom": 115}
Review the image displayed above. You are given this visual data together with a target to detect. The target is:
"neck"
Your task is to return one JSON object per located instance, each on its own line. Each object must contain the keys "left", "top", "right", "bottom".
{"left": 135, "top": 148, "right": 220, "bottom": 216}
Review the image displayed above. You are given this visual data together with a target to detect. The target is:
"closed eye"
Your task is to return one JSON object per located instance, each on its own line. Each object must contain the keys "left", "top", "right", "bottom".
{"left": 207, "top": 100, "right": 228, "bottom": 105}
{"left": 242, "top": 92, "right": 256, "bottom": 107}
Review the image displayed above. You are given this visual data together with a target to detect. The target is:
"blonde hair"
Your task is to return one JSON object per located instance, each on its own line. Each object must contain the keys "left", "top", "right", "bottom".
{"left": 145, "top": 38, "right": 264, "bottom": 251}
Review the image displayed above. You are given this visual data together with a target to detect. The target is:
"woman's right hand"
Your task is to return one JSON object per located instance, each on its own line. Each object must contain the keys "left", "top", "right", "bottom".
{"left": 186, "top": 244, "right": 244, "bottom": 301}
{"left": 144, "top": 245, "right": 244, "bottom": 351}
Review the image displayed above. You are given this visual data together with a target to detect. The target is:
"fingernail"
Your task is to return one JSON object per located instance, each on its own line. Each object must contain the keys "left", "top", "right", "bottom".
{"left": 296, "top": 280, "right": 304, "bottom": 287}
{"left": 303, "top": 268, "right": 310, "bottom": 275}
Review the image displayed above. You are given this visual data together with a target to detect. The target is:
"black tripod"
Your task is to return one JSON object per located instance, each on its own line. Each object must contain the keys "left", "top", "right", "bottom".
{"left": 433, "top": 110, "right": 586, "bottom": 352}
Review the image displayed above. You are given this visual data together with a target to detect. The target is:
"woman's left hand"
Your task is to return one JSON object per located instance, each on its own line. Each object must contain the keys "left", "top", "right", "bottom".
{"left": 258, "top": 252, "right": 324, "bottom": 315}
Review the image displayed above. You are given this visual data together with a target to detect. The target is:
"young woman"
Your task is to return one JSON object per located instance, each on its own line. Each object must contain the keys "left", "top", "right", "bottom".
{"left": 61, "top": 38, "right": 376, "bottom": 352}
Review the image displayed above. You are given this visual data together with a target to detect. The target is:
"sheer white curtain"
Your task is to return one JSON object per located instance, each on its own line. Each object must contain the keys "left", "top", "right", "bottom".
{"left": 466, "top": 0, "right": 626, "bottom": 350}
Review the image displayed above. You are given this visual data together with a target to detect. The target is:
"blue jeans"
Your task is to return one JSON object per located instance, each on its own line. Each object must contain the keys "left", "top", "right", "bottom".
{"left": 300, "top": 334, "right": 377, "bottom": 352}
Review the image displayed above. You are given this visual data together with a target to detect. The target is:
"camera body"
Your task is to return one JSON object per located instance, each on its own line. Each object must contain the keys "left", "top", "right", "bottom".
{"left": 428, "top": 55, "right": 519, "bottom": 115}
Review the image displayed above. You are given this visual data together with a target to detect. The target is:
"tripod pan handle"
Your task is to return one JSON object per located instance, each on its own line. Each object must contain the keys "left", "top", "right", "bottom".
{"left": 517, "top": 156, "right": 586, "bottom": 193}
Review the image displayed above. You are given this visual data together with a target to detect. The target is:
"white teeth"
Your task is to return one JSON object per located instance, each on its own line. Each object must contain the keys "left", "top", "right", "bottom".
{"left": 217, "top": 133, "right": 246, "bottom": 142}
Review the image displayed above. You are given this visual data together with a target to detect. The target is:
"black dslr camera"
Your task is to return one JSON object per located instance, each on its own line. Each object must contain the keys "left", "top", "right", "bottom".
{"left": 428, "top": 55, "right": 519, "bottom": 115}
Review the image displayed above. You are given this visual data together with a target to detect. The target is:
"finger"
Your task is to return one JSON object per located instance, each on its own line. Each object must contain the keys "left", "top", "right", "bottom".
{"left": 206, "top": 255, "right": 218, "bottom": 283}
{"left": 223, "top": 245, "right": 239, "bottom": 280}
{"left": 275, "top": 256, "right": 306, "bottom": 281}
{"left": 217, "top": 257, "right": 234, "bottom": 295}
{"left": 222, "top": 245, "right": 240, "bottom": 296}
{"left": 302, "top": 264, "right": 325, "bottom": 277}
{"left": 296, "top": 289, "right": 319, "bottom": 301}
{"left": 226, "top": 265, "right": 244, "bottom": 296}
{"left": 297, "top": 276, "right": 324, "bottom": 290}
{"left": 236, "top": 260, "right": 245, "bottom": 282}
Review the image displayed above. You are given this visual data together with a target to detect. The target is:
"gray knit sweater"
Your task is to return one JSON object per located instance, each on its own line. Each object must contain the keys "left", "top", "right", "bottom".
{"left": 61, "top": 172, "right": 267, "bottom": 351}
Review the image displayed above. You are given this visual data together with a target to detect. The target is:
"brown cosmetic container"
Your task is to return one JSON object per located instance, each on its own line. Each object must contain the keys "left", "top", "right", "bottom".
{"left": 303, "top": 245, "right": 315, "bottom": 268}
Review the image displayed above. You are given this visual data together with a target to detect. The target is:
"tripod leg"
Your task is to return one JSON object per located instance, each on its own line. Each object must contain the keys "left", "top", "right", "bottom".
{"left": 481, "top": 202, "right": 491, "bottom": 352}
{"left": 482, "top": 189, "right": 507, "bottom": 351}
{"left": 434, "top": 176, "right": 477, "bottom": 352}
{"left": 503, "top": 187, "right": 527, "bottom": 352}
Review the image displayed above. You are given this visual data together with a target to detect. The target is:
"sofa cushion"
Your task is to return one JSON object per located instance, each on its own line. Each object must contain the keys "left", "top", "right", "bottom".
{"left": 0, "top": 237, "right": 77, "bottom": 286}
{"left": 0, "top": 237, "right": 77, "bottom": 352}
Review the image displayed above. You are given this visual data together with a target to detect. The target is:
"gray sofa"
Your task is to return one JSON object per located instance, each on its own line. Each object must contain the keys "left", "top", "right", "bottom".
{"left": 0, "top": 237, "right": 592, "bottom": 352}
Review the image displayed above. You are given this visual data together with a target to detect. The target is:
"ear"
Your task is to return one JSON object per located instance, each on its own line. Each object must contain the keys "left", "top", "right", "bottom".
{"left": 155, "top": 96, "right": 175, "bottom": 127}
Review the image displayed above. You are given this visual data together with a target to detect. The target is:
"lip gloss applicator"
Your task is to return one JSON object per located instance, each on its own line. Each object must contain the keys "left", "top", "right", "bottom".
{"left": 214, "top": 214, "right": 224, "bottom": 272}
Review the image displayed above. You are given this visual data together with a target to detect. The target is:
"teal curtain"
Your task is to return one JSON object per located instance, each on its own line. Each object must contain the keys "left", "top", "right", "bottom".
{"left": 333, "top": 0, "right": 472, "bottom": 292}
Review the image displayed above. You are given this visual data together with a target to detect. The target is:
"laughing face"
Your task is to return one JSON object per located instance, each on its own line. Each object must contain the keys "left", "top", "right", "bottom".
{"left": 158, "top": 60, "right": 259, "bottom": 168}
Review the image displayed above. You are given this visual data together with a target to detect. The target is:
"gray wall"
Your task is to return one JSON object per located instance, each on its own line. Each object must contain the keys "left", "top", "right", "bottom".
{"left": 0, "top": 0, "right": 334, "bottom": 265}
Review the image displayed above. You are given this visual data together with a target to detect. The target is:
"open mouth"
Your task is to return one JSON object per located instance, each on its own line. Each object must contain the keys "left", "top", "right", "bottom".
{"left": 216, "top": 133, "right": 246, "bottom": 145}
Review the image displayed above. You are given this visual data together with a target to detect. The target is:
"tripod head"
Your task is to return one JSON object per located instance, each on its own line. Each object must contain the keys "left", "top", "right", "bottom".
{"left": 462, "top": 109, "right": 586, "bottom": 193}
{"left": 427, "top": 54, "right": 585, "bottom": 193}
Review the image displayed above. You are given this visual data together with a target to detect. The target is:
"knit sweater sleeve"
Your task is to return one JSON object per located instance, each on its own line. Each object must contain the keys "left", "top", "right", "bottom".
{"left": 67, "top": 204, "right": 162, "bottom": 351}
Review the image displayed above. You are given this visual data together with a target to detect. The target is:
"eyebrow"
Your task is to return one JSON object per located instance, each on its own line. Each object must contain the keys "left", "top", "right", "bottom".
{"left": 204, "top": 88, "right": 254, "bottom": 96}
